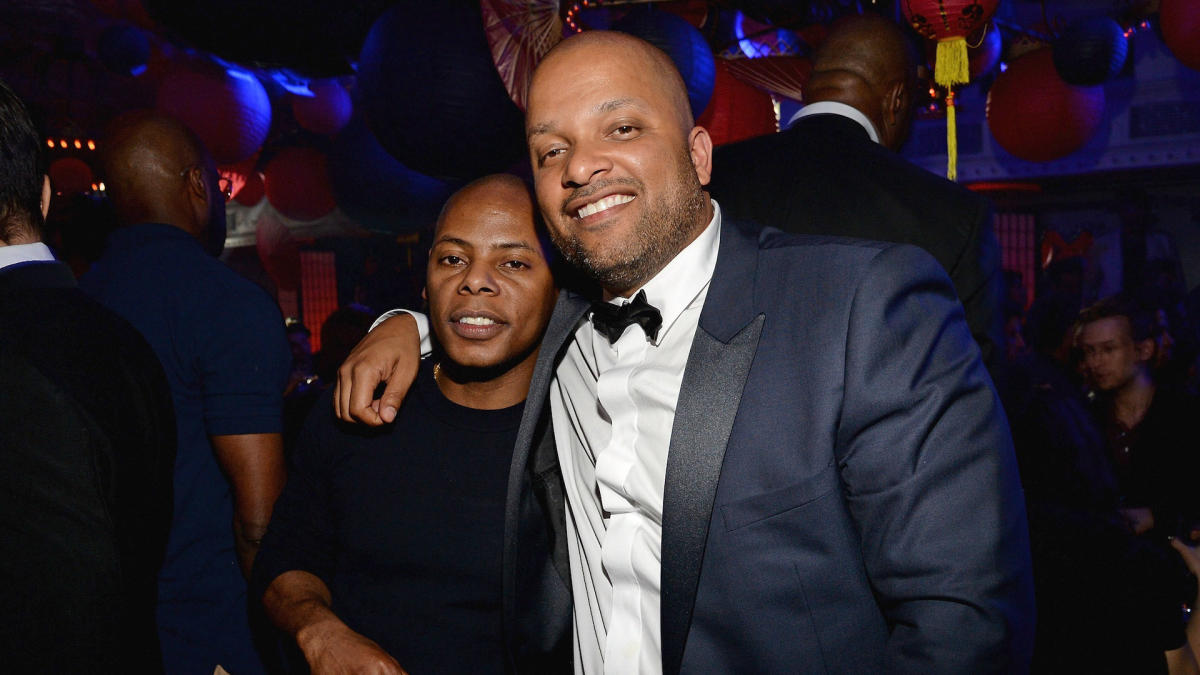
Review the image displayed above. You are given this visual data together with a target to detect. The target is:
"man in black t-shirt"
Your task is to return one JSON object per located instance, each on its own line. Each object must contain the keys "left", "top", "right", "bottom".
{"left": 253, "top": 174, "right": 569, "bottom": 674}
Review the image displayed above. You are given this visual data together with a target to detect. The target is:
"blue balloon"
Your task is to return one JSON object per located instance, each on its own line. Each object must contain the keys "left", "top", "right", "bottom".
{"left": 613, "top": 7, "right": 716, "bottom": 120}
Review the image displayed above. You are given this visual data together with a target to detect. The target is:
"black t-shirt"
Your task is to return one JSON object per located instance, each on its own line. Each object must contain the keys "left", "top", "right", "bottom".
{"left": 255, "top": 361, "right": 523, "bottom": 673}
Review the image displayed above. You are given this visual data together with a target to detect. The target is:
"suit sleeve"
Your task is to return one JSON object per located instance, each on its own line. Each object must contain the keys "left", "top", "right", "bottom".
{"left": 834, "top": 244, "right": 1035, "bottom": 673}
{"left": 950, "top": 198, "right": 1004, "bottom": 374}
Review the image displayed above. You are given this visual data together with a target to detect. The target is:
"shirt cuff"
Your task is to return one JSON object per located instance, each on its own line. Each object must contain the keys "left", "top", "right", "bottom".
{"left": 370, "top": 309, "right": 433, "bottom": 358}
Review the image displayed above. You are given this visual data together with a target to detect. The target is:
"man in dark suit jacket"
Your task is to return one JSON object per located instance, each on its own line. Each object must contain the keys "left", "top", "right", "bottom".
{"left": 0, "top": 79, "right": 176, "bottom": 673}
{"left": 709, "top": 13, "right": 1004, "bottom": 368}
{"left": 339, "top": 32, "right": 1034, "bottom": 673}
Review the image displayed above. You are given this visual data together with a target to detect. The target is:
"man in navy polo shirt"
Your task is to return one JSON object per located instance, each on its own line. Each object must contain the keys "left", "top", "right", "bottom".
{"left": 82, "top": 111, "right": 290, "bottom": 674}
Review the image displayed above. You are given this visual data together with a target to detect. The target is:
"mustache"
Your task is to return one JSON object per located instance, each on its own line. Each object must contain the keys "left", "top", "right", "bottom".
{"left": 560, "top": 177, "right": 641, "bottom": 216}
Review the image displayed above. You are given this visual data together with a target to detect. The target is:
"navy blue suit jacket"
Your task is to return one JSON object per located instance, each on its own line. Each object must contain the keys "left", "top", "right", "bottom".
{"left": 505, "top": 218, "right": 1035, "bottom": 673}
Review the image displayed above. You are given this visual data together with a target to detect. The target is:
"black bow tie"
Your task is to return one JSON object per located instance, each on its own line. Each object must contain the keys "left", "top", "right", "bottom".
{"left": 591, "top": 290, "right": 663, "bottom": 344}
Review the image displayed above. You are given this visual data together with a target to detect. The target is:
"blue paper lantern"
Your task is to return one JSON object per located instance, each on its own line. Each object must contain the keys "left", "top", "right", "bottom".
{"left": 1053, "top": 15, "right": 1128, "bottom": 86}
{"left": 357, "top": 1, "right": 526, "bottom": 181}
{"left": 328, "top": 117, "right": 458, "bottom": 234}
{"left": 97, "top": 24, "right": 150, "bottom": 76}
{"left": 613, "top": 7, "right": 716, "bottom": 120}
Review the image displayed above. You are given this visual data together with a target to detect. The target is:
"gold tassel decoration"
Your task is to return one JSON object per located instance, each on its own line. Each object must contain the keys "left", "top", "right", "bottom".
{"left": 935, "top": 35, "right": 969, "bottom": 181}
{"left": 934, "top": 37, "right": 970, "bottom": 88}
{"left": 945, "top": 90, "right": 957, "bottom": 181}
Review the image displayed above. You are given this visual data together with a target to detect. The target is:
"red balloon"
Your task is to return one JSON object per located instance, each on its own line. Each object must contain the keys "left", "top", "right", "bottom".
{"left": 292, "top": 80, "right": 353, "bottom": 135}
{"left": 156, "top": 60, "right": 272, "bottom": 165}
{"left": 697, "top": 60, "right": 777, "bottom": 146}
{"left": 49, "top": 157, "right": 94, "bottom": 195}
{"left": 902, "top": 0, "right": 999, "bottom": 41}
{"left": 987, "top": 49, "right": 1106, "bottom": 162}
{"left": 1161, "top": 0, "right": 1200, "bottom": 71}
{"left": 264, "top": 147, "right": 337, "bottom": 221}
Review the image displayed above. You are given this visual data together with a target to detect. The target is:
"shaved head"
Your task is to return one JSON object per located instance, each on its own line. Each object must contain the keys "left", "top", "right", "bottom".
{"left": 101, "top": 110, "right": 226, "bottom": 253}
{"left": 436, "top": 173, "right": 535, "bottom": 236}
{"left": 533, "top": 31, "right": 695, "bottom": 144}
{"left": 805, "top": 13, "right": 918, "bottom": 150}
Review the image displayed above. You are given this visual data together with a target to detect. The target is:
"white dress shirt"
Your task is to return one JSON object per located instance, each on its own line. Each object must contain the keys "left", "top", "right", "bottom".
{"left": 0, "top": 241, "right": 55, "bottom": 271}
{"left": 374, "top": 203, "right": 723, "bottom": 674}
{"left": 787, "top": 100, "right": 880, "bottom": 143}
{"left": 553, "top": 203, "right": 721, "bottom": 674}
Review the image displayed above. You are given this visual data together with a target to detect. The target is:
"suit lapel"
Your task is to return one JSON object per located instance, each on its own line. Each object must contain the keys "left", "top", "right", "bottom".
{"left": 660, "top": 222, "right": 764, "bottom": 675}
{"left": 501, "top": 289, "right": 589, "bottom": 637}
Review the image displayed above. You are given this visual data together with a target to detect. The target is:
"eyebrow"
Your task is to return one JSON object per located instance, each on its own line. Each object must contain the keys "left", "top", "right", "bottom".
{"left": 526, "top": 97, "right": 644, "bottom": 140}
{"left": 434, "top": 236, "right": 538, "bottom": 253}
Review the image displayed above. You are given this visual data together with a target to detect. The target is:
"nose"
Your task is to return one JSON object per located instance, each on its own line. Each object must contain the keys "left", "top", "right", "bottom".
{"left": 563, "top": 140, "right": 612, "bottom": 188}
{"left": 460, "top": 262, "right": 497, "bottom": 296}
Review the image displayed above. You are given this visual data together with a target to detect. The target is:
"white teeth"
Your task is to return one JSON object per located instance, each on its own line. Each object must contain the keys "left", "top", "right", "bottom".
{"left": 576, "top": 193, "right": 633, "bottom": 218}
{"left": 457, "top": 316, "right": 496, "bottom": 326}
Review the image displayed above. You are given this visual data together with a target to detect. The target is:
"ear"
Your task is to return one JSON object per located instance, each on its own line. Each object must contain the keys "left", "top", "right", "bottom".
{"left": 421, "top": 286, "right": 427, "bottom": 302}
{"left": 184, "top": 166, "right": 209, "bottom": 203}
{"left": 40, "top": 175, "right": 51, "bottom": 219}
{"left": 688, "top": 125, "right": 714, "bottom": 187}
{"left": 1135, "top": 338, "right": 1156, "bottom": 362}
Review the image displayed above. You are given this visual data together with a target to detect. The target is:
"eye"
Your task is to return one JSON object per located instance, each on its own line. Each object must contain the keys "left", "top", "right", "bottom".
{"left": 501, "top": 259, "right": 530, "bottom": 270}
{"left": 439, "top": 254, "right": 466, "bottom": 266}
{"left": 610, "top": 124, "right": 640, "bottom": 139}
{"left": 538, "top": 146, "right": 566, "bottom": 166}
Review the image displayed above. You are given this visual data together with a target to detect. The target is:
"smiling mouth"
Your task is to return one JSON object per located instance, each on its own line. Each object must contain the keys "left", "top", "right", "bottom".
{"left": 456, "top": 316, "right": 497, "bottom": 326}
{"left": 575, "top": 193, "right": 634, "bottom": 219}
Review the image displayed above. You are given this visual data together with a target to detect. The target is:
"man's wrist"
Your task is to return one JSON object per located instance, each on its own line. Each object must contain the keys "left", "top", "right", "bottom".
{"left": 296, "top": 612, "right": 349, "bottom": 655}
{"left": 370, "top": 309, "right": 432, "bottom": 357}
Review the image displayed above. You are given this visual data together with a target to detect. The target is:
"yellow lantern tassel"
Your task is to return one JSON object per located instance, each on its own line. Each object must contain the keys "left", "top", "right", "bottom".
{"left": 945, "top": 90, "right": 957, "bottom": 181}
{"left": 934, "top": 37, "right": 970, "bottom": 88}
{"left": 935, "top": 35, "right": 969, "bottom": 182}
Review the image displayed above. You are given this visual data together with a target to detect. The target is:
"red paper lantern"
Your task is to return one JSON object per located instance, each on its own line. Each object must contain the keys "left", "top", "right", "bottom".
{"left": 292, "top": 80, "right": 352, "bottom": 135}
{"left": 264, "top": 147, "right": 337, "bottom": 221}
{"left": 49, "top": 158, "right": 94, "bottom": 195}
{"left": 156, "top": 60, "right": 271, "bottom": 165}
{"left": 986, "top": 49, "right": 1106, "bottom": 163}
{"left": 1160, "top": 0, "right": 1200, "bottom": 72}
{"left": 902, "top": 1, "right": 1000, "bottom": 180}
{"left": 925, "top": 22, "right": 1002, "bottom": 79}
{"left": 255, "top": 211, "right": 301, "bottom": 291}
{"left": 697, "top": 60, "right": 777, "bottom": 146}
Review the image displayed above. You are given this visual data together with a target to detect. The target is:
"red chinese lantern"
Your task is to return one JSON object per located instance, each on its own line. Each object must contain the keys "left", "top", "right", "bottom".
{"left": 902, "top": 0, "right": 1000, "bottom": 179}
{"left": 156, "top": 60, "right": 272, "bottom": 165}
{"left": 986, "top": 49, "right": 1106, "bottom": 163}
{"left": 49, "top": 158, "right": 94, "bottom": 195}
{"left": 1160, "top": 0, "right": 1200, "bottom": 72}
{"left": 924, "top": 21, "right": 1002, "bottom": 80}
{"left": 264, "top": 147, "right": 336, "bottom": 221}
{"left": 697, "top": 60, "right": 778, "bottom": 146}
{"left": 292, "top": 80, "right": 352, "bottom": 135}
